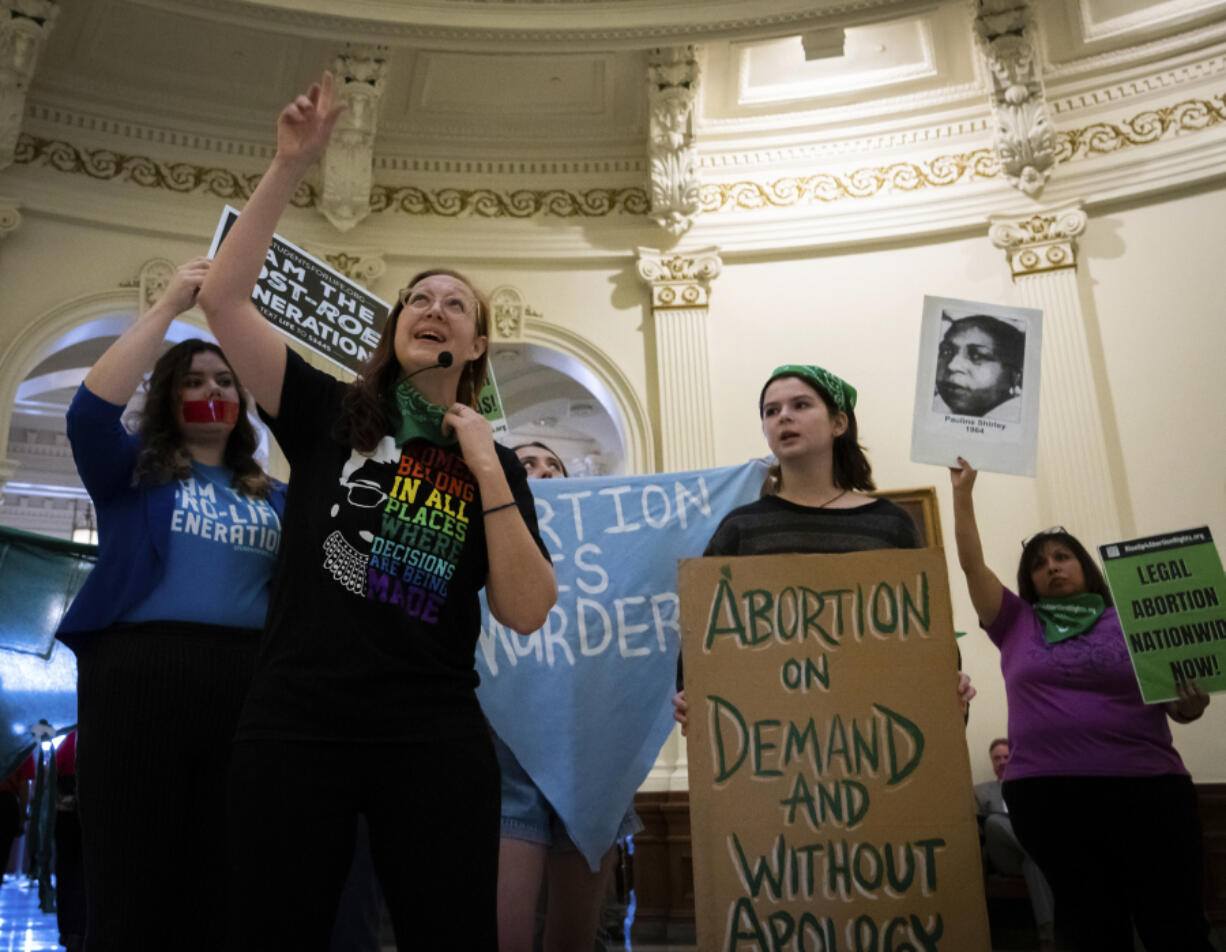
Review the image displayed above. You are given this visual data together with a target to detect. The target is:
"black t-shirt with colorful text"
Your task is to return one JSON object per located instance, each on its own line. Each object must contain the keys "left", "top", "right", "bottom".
{"left": 237, "top": 349, "right": 548, "bottom": 744}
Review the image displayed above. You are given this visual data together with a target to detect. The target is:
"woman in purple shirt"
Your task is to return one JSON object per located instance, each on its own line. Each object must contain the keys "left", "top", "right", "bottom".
{"left": 950, "top": 457, "right": 1212, "bottom": 952}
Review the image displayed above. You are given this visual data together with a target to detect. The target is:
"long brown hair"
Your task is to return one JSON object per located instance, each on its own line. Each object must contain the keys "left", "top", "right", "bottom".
{"left": 334, "top": 268, "right": 491, "bottom": 453}
{"left": 759, "top": 372, "right": 875, "bottom": 497}
{"left": 133, "top": 339, "right": 272, "bottom": 498}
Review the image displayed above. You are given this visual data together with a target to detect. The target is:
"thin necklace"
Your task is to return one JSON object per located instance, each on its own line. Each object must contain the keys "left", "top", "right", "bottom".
{"left": 817, "top": 488, "right": 847, "bottom": 508}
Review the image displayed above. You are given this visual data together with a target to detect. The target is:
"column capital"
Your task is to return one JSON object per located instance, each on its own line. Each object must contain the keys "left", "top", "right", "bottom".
{"left": 988, "top": 201, "right": 1087, "bottom": 278}
{"left": 302, "top": 243, "right": 387, "bottom": 287}
{"left": 138, "top": 257, "right": 176, "bottom": 314}
{"left": 635, "top": 246, "right": 722, "bottom": 309}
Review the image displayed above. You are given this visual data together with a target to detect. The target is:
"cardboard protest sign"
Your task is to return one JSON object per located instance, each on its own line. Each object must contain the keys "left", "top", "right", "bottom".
{"left": 680, "top": 547, "right": 989, "bottom": 951}
{"left": 1099, "top": 527, "right": 1226, "bottom": 703}
{"left": 207, "top": 205, "right": 389, "bottom": 376}
{"left": 911, "top": 296, "right": 1042, "bottom": 477}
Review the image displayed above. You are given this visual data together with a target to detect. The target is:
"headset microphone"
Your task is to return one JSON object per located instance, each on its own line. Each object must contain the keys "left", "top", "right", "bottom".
{"left": 405, "top": 350, "right": 453, "bottom": 379}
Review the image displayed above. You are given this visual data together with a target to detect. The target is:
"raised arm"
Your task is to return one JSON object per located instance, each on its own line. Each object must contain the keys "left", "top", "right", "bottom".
{"left": 84, "top": 258, "right": 209, "bottom": 405}
{"left": 949, "top": 457, "right": 1005, "bottom": 627}
{"left": 196, "top": 72, "right": 343, "bottom": 417}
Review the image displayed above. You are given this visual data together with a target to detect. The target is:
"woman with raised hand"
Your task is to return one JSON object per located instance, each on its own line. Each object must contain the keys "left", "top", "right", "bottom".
{"left": 197, "top": 73, "right": 556, "bottom": 950}
{"left": 949, "top": 456, "right": 1213, "bottom": 951}
{"left": 56, "top": 257, "right": 287, "bottom": 952}
{"left": 673, "top": 363, "right": 974, "bottom": 729}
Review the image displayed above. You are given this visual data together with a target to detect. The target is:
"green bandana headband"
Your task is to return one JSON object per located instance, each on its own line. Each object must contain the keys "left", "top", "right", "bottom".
{"left": 1032, "top": 593, "right": 1106, "bottom": 645}
{"left": 392, "top": 378, "right": 457, "bottom": 448}
{"left": 764, "top": 364, "right": 857, "bottom": 413}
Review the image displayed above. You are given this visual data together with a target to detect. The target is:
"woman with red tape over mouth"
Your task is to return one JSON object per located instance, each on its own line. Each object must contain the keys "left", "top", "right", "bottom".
{"left": 198, "top": 71, "right": 557, "bottom": 951}
{"left": 56, "top": 256, "right": 287, "bottom": 952}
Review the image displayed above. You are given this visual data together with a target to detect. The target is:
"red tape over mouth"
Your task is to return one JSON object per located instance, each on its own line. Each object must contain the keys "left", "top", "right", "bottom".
{"left": 181, "top": 399, "right": 240, "bottom": 424}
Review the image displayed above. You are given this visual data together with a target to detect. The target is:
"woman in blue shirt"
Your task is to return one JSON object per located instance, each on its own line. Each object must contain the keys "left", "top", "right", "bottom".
{"left": 57, "top": 258, "right": 286, "bottom": 952}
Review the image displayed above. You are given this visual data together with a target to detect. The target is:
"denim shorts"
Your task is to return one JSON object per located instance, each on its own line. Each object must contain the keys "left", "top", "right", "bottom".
{"left": 493, "top": 729, "right": 642, "bottom": 852}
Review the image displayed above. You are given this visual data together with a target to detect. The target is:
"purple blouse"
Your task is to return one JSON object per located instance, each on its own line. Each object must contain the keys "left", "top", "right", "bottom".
{"left": 986, "top": 588, "right": 1187, "bottom": 781}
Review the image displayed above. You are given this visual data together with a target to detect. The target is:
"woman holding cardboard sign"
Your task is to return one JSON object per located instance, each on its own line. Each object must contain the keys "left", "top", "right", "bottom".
{"left": 197, "top": 73, "right": 556, "bottom": 950}
{"left": 673, "top": 364, "right": 975, "bottom": 728}
{"left": 949, "top": 457, "right": 1212, "bottom": 951}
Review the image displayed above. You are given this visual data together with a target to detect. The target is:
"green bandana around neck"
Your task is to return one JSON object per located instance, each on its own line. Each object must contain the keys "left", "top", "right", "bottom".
{"left": 1032, "top": 593, "right": 1106, "bottom": 644}
{"left": 392, "top": 378, "right": 457, "bottom": 447}
{"left": 766, "top": 364, "right": 857, "bottom": 413}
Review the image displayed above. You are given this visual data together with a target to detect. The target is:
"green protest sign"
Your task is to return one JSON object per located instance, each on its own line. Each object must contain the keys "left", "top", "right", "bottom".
{"left": 477, "top": 363, "right": 508, "bottom": 437}
{"left": 1099, "top": 527, "right": 1226, "bottom": 703}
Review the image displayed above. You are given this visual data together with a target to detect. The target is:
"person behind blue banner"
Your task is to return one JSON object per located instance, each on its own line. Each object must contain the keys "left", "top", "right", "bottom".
{"left": 513, "top": 441, "right": 568, "bottom": 480}
{"left": 493, "top": 441, "right": 637, "bottom": 952}
{"left": 949, "top": 457, "right": 1213, "bottom": 952}
{"left": 197, "top": 72, "right": 557, "bottom": 951}
{"left": 55, "top": 257, "right": 288, "bottom": 952}
{"left": 673, "top": 363, "right": 975, "bottom": 729}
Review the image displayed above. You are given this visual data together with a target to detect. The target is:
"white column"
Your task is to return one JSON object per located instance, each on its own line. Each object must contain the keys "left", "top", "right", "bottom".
{"left": 989, "top": 201, "right": 1124, "bottom": 544}
{"left": 635, "top": 246, "right": 721, "bottom": 473}
{"left": 0, "top": 195, "right": 20, "bottom": 501}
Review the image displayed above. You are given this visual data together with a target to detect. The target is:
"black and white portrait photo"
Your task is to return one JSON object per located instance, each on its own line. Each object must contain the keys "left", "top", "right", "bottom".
{"left": 911, "top": 296, "right": 1043, "bottom": 477}
{"left": 933, "top": 312, "right": 1026, "bottom": 422}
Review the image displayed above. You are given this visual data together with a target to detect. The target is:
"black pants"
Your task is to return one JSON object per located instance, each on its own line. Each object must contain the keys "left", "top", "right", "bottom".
{"left": 72, "top": 623, "right": 258, "bottom": 952}
{"left": 1003, "top": 774, "right": 1213, "bottom": 952}
{"left": 228, "top": 732, "right": 500, "bottom": 952}
{"left": 0, "top": 790, "right": 18, "bottom": 875}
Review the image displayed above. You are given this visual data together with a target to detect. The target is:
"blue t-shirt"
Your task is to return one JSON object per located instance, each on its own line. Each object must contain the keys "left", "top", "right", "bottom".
{"left": 122, "top": 463, "right": 282, "bottom": 629}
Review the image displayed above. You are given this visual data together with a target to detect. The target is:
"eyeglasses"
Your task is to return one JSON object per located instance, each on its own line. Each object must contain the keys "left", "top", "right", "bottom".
{"left": 1021, "top": 526, "right": 1066, "bottom": 549}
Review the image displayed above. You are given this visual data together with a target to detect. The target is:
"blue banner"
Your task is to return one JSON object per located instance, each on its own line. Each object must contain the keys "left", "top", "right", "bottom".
{"left": 476, "top": 459, "right": 767, "bottom": 870}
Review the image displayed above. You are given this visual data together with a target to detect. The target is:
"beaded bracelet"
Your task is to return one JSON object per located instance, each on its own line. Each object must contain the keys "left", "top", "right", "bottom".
{"left": 484, "top": 501, "right": 517, "bottom": 516}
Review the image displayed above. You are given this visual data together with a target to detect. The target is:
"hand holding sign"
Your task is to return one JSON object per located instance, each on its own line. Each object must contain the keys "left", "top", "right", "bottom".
{"left": 276, "top": 71, "right": 344, "bottom": 173}
{"left": 1164, "top": 680, "right": 1210, "bottom": 722}
{"left": 152, "top": 256, "right": 210, "bottom": 315}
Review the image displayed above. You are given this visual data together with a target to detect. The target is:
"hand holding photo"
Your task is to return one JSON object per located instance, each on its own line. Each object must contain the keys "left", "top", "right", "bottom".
{"left": 912, "top": 295, "right": 1042, "bottom": 477}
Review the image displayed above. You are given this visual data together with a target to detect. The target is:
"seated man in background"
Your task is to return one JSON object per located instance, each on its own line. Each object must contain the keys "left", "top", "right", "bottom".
{"left": 976, "top": 738, "right": 1056, "bottom": 952}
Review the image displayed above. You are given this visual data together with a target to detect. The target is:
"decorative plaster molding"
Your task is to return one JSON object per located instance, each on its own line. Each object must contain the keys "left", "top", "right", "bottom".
{"left": 1048, "top": 53, "right": 1226, "bottom": 116}
{"left": 702, "top": 148, "right": 1000, "bottom": 211}
{"left": 302, "top": 244, "right": 387, "bottom": 287}
{"left": 698, "top": 117, "right": 994, "bottom": 170}
{"left": 988, "top": 200, "right": 1087, "bottom": 277}
{"left": 974, "top": 0, "right": 1056, "bottom": 198}
{"left": 118, "top": 0, "right": 939, "bottom": 52}
{"left": 376, "top": 155, "right": 645, "bottom": 176}
{"left": 320, "top": 49, "right": 388, "bottom": 233}
{"left": 138, "top": 257, "right": 176, "bottom": 313}
{"left": 13, "top": 133, "right": 316, "bottom": 207}
{"left": 1055, "top": 93, "right": 1226, "bottom": 161}
{"left": 0, "top": 0, "right": 57, "bottom": 171}
{"left": 369, "top": 183, "right": 649, "bottom": 217}
{"left": 1040, "top": 15, "right": 1226, "bottom": 83}
{"left": 636, "top": 246, "right": 722, "bottom": 309}
{"left": 488, "top": 286, "right": 542, "bottom": 343}
{"left": 14, "top": 84, "right": 1226, "bottom": 224}
{"left": 647, "top": 46, "right": 701, "bottom": 237}
{"left": 0, "top": 194, "right": 20, "bottom": 237}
